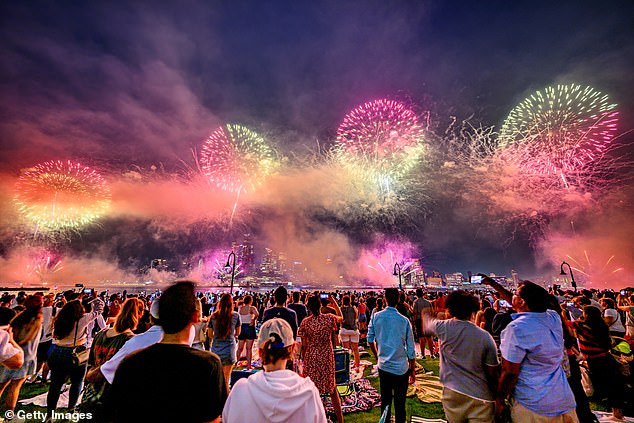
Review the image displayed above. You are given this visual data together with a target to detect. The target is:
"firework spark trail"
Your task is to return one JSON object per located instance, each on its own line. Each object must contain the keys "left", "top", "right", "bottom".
{"left": 229, "top": 186, "right": 242, "bottom": 228}
{"left": 564, "top": 250, "right": 625, "bottom": 284}
{"left": 14, "top": 160, "right": 111, "bottom": 232}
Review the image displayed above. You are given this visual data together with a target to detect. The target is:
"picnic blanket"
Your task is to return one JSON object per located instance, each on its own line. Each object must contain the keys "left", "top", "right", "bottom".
{"left": 322, "top": 378, "right": 381, "bottom": 414}
{"left": 20, "top": 384, "right": 82, "bottom": 408}
{"left": 407, "top": 362, "right": 443, "bottom": 403}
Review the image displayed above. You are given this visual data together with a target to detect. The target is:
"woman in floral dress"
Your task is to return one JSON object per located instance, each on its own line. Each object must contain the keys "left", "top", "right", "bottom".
{"left": 299, "top": 295, "right": 344, "bottom": 423}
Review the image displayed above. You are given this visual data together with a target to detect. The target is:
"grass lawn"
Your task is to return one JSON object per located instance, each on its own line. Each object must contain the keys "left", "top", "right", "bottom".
{"left": 345, "top": 356, "right": 445, "bottom": 423}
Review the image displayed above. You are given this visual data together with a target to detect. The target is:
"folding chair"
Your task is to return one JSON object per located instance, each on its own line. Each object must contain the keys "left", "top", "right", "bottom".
{"left": 333, "top": 347, "right": 358, "bottom": 410}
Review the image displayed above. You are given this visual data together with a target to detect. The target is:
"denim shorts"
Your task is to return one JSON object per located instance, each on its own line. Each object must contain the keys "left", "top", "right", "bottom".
{"left": 237, "top": 324, "right": 257, "bottom": 340}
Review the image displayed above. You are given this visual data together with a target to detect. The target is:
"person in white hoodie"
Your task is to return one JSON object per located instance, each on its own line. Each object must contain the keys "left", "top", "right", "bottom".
{"left": 222, "top": 318, "right": 327, "bottom": 423}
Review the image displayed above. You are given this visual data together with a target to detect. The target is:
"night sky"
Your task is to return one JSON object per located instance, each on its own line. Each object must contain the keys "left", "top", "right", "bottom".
{"left": 1, "top": 1, "right": 633, "bottom": 285}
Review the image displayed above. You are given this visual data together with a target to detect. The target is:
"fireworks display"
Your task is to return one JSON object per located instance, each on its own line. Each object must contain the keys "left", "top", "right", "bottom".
{"left": 498, "top": 84, "right": 619, "bottom": 182}
{"left": 2, "top": 86, "right": 630, "bottom": 288}
{"left": 25, "top": 248, "right": 63, "bottom": 280}
{"left": 200, "top": 124, "right": 277, "bottom": 193}
{"left": 564, "top": 250, "right": 624, "bottom": 285}
{"left": 14, "top": 160, "right": 111, "bottom": 232}
{"left": 336, "top": 99, "right": 427, "bottom": 179}
{"left": 356, "top": 240, "right": 420, "bottom": 286}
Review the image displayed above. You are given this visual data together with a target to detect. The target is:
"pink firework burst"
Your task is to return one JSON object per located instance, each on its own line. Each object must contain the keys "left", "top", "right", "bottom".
{"left": 336, "top": 99, "right": 426, "bottom": 176}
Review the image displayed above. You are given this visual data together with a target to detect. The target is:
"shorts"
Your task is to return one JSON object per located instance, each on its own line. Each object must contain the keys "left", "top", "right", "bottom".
{"left": 37, "top": 339, "right": 53, "bottom": 362}
{"left": 340, "top": 328, "right": 360, "bottom": 343}
{"left": 442, "top": 387, "right": 494, "bottom": 423}
{"left": 414, "top": 319, "right": 423, "bottom": 338}
{"left": 511, "top": 399, "right": 578, "bottom": 423}
{"left": 358, "top": 314, "right": 367, "bottom": 323}
{"left": 211, "top": 339, "right": 237, "bottom": 365}
{"left": 238, "top": 324, "right": 257, "bottom": 340}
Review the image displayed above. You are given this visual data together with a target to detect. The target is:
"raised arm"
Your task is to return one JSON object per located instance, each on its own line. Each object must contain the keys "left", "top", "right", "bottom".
{"left": 480, "top": 274, "right": 513, "bottom": 304}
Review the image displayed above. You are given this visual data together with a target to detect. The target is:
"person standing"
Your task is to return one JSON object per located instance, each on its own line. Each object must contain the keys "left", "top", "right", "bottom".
{"left": 617, "top": 293, "right": 634, "bottom": 337}
{"left": 98, "top": 299, "right": 164, "bottom": 384}
{"left": 569, "top": 306, "right": 624, "bottom": 421}
{"left": 299, "top": 295, "right": 344, "bottom": 423}
{"left": 367, "top": 288, "right": 416, "bottom": 423}
{"left": 422, "top": 291, "right": 499, "bottom": 423}
{"left": 0, "top": 295, "right": 43, "bottom": 414}
{"left": 0, "top": 328, "right": 23, "bottom": 370}
{"left": 288, "top": 291, "right": 308, "bottom": 327}
{"left": 208, "top": 293, "right": 240, "bottom": 392}
{"left": 47, "top": 297, "right": 104, "bottom": 417}
{"left": 236, "top": 295, "right": 258, "bottom": 369}
{"left": 34, "top": 294, "right": 54, "bottom": 383}
{"left": 223, "top": 318, "right": 327, "bottom": 423}
{"left": 263, "top": 286, "right": 298, "bottom": 338}
{"left": 413, "top": 289, "right": 435, "bottom": 359}
{"left": 109, "top": 281, "right": 227, "bottom": 423}
{"left": 339, "top": 295, "right": 361, "bottom": 370}
{"left": 497, "top": 281, "right": 577, "bottom": 422}
{"left": 600, "top": 298, "right": 625, "bottom": 338}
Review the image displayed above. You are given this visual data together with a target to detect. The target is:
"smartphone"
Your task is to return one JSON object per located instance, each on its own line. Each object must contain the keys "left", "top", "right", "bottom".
{"left": 470, "top": 275, "right": 483, "bottom": 284}
{"left": 566, "top": 301, "right": 574, "bottom": 307}
{"left": 83, "top": 288, "right": 93, "bottom": 295}
{"left": 621, "top": 290, "right": 627, "bottom": 296}
{"left": 499, "top": 299, "right": 511, "bottom": 308}
{"left": 319, "top": 293, "right": 329, "bottom": 300}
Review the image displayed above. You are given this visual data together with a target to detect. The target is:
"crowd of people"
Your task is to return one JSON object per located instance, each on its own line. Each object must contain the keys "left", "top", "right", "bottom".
{"left": 0, "top": 280, "right": 631, "bottom": 422}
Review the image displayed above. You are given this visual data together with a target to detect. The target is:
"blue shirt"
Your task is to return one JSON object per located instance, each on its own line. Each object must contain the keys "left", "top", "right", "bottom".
{"left": 500, "top": 310, "right": 576, "bottom": 417}
{"left": 367, "top": 307, "right": 416, "bottom": 375}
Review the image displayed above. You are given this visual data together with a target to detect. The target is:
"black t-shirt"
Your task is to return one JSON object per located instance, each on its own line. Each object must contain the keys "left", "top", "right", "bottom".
{"left": 287, "top": 303, "right": 308, "bottom": 326}
{"left": 109, "top": 343, "right": 227, "bottom": 423}
{"left": 366, "top": 297, "right": 377, "bottom": 314}
{"left": 262, "top": 306, "right": 298, "bottom": 338}
{"left": 202, "top": 303, "right": 212, "bottom": 317}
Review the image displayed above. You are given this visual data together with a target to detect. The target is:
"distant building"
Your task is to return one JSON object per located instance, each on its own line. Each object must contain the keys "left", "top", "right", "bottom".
{"left": 260, "top": 248, "right": 278, "bottom": 275}
{"left": 511, "top": 269, "right": 520, "bottom": 287}
{"left": 237, "top": 234, "right": 256, "bottom": 275}
{"left": 445, "top": 272, "right": 465, "bottom": 285}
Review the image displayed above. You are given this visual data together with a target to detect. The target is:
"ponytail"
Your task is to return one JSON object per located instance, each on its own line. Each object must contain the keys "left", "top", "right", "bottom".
{"left": 261, "top": 332, "right": 292, "bottom": 365}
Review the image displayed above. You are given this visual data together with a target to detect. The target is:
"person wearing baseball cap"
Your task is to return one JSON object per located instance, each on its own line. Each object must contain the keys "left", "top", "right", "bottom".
{"left": 222, "top": 318, "right": 327, "bottom": 423}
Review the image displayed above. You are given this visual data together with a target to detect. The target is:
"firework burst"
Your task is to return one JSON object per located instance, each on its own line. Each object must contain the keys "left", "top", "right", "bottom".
{"left": 336, "top": 99, "right": 427, "bottom": 178}
{"left": 200, "top": 124, "right": 277, "bottom": 193}
{"left": 563, "top": 250, "right": 624, "bottom": 287}
{"left": 498, "top": 84, "right": 619, "bottom": 183}
{"left": 14, "top": 160, "right": 111, "bottom": 232}
{"left": 356, "top": 240, "right": 420, "bottom": 286}
{"left": 25, "top": 248, "right": 63, "bottom": 280}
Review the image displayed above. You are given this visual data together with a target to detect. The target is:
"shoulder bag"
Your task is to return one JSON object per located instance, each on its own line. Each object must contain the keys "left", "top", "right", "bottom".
{"left": 71, "top": 322, "right": 90, "bottom": 366}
